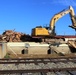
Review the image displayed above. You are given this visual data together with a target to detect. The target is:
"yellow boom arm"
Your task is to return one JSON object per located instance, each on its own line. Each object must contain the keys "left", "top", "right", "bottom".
{"left": 50, "top": 6, "right": 76, "bottom": 31}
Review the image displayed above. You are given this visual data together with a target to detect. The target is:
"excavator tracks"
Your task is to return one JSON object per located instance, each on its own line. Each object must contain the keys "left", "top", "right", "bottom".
{"left": 0, "top": 55, "right": 76, "bottom": 75}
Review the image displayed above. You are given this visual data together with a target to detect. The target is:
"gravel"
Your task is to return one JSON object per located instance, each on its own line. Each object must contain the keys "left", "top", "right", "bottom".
{"left": 0, "top": 61, "right": 76, "bottom": 75}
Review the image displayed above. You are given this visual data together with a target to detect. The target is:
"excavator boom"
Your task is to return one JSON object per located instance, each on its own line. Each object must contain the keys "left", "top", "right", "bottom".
{"left": 50, "top": 6, "right": 76, "bottom": 33}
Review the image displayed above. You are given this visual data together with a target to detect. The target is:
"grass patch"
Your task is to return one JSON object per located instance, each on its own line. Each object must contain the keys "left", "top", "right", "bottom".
{"left": 4, "top": 53, "right": 10, "bottom": 58}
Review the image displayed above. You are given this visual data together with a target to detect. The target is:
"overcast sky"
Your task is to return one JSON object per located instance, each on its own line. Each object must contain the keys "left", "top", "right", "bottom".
{"left": 0, "top": 0, "right": 76, "bottom": 35}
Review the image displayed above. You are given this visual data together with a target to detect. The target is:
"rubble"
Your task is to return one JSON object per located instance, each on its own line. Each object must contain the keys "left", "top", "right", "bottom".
{"left": 0, "top": 30, "right": 31, "bottom": 42}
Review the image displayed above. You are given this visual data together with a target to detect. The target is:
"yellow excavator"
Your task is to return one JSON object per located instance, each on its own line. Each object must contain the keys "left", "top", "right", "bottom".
{"left": 31, "top": 6, "right": 76, "bottom": 37}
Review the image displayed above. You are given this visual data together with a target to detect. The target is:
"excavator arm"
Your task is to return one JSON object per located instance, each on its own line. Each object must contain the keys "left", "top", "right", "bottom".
{"left": 69, "top": 6, "right": 76, "bottom": 30}
{"left": 49, "top": 6, "right": 76, "bottom": 34}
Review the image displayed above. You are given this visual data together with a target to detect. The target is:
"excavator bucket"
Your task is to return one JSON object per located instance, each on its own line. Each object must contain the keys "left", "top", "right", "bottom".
{"left": 69, "top": 15, "right": 76, "bottom": 30}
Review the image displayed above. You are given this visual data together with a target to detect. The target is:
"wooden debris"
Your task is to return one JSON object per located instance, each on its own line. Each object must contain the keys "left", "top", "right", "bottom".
{"left": 0, "top": 30, "right": 31, "bottom": 42}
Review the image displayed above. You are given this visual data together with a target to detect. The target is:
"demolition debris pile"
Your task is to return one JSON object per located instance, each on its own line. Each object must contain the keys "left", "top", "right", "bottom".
{"left": 0, "top": 30, "right": 32, "bottom": 42}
